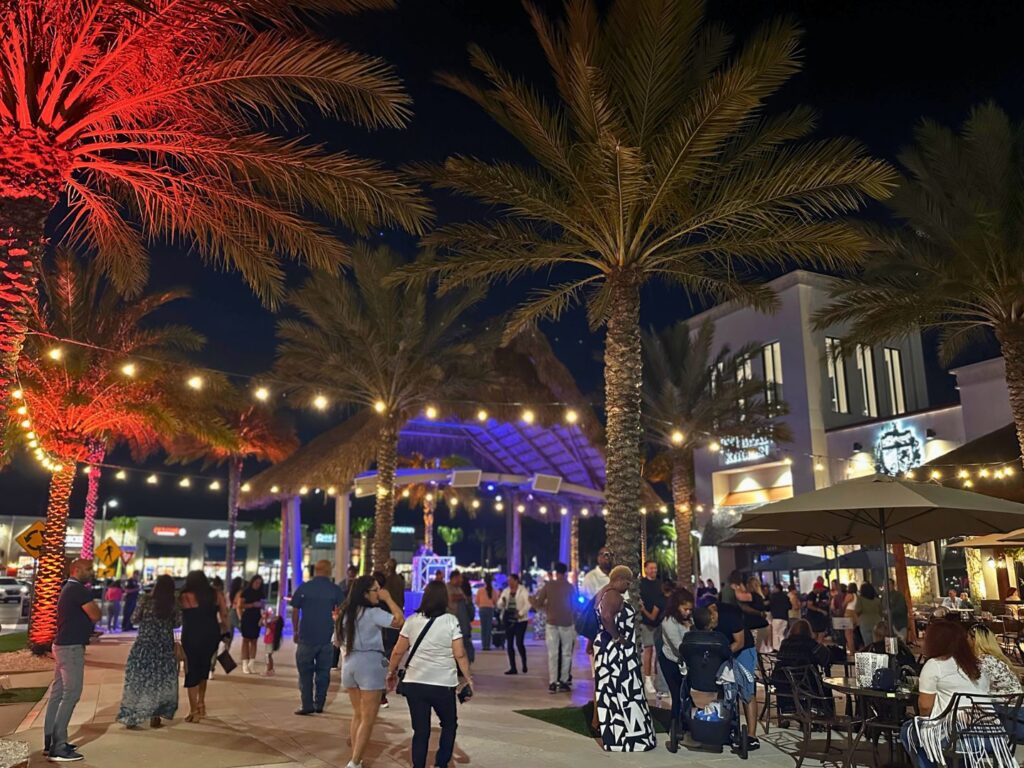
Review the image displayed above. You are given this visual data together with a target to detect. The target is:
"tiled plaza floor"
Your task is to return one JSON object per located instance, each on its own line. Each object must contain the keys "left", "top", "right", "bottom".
{"left": 7, "top": 634, "right": 811, "bottom": 768}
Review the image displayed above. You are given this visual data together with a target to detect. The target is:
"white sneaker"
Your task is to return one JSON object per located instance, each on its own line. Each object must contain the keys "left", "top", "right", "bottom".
{"left": 644, "top": 677, "right": 657, "bottom": 697}
{"left": 345, "top": 762, "right": 362, "bottom": 768}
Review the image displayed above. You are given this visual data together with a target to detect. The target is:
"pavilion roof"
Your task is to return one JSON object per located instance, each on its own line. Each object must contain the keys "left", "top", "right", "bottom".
{"left": 240, "top": 330, "right": 661, "bottom": 509}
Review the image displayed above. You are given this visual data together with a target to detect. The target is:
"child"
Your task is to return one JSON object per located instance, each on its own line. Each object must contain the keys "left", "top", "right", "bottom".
{"left": 262, "top": 607, "right": 284, "bottom": 676}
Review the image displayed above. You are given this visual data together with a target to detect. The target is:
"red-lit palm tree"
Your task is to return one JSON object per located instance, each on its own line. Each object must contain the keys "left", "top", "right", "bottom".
{"left": 0, "top": 0, "right": 431, "bottom": 456}
{"left": 168, "top": 394, "right": 298, "bottom": 585}
{"left": 17, "top": 252, "right": 212, "bottom": 651}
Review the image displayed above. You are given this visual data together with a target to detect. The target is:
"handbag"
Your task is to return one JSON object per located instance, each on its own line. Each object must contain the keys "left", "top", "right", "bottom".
{"left": 396, "top": 616, "right": 439, "bottom": 697}
{"left": 217, "top": 643, "right": 238, "bottom": 674}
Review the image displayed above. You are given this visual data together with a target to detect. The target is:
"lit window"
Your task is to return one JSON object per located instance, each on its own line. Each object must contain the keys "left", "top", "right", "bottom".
{"left": 825, "top": 337, "right": 849, "bottom": 414}
{"left": 735, "top": 354, "right": 754, "bottom": 420}
{"left": 884, "top": 347, "right": 906, "bottom": 415}
{"left": 856, "top": 344, "right": 878, "bottom": 417}
{"left": 761, "top": 342, "right": 783, "bottom": 405}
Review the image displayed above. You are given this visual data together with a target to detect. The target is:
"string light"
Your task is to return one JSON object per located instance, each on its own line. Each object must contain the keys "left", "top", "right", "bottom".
{"left": 495, "top": 502, "right": 504, "bottom": 512}
{"left": 270, "top": 485, "right": 280, "bottom": 493}
{"left": 708, "top": 440, "right": 721, "bottom": 453}
{"left": 11, "top": 389, "right": 22, "bottom": 400}
{"left": 521, "top": 408, "right": 535, "bottom": 424}
{"left": 47, "top": 348, "right": 63, "bottom": 361}
{"left": 671, "top": 430, "right": 684, "bottom": 445}
{"left": 313, "top": 394, "right": 329, "bottom": 411}
{"left": 425, "top": 405, "right": 438, "bottom": 419}
{"left": 19, "top": 419, "right": 30, "bottom": 429}
{"left": 373, "top": 400, "right": 387, "bottom": 414}
{"left": 116, "top": 470, "right": 127, "bottom": 480}
{"left": 580, "top": 507, "right": 589, "bottom": 516}
{"left": 476, "top": 409, "right": 488, "bottom": 422}
{"left": 121, "top": 362, "right": 137, "bottom": 378}
{"left": 402, "top": 488, "right": 410, "bottom": 498}
{"left": 241, "top": 482, "right": 251, "bottom": 492}
{"left": 471, "top": 500, "right": 480, "bottom": 509}
{"left": 930, "top": 470, "right": 942, "bottom": 480}
{"left": 179, "top": 477, "right": 191, "bottom": 488}
{"left": 539, "top": 505, "right": 548, "bottom": 515}
{"left": 209, "top": 480, "right": 221, "bottom": 491}
{"left": 564, "top": 409, "right": 578, "bottom": 424}
{"left": 958, "top": 470, "right": 970, "bottom": 479}
{"left": 425, "top": 493, "right": 433, "bottom": 502}
{"left": 326, "top": 486, "right": 337, "bottom": 496}
{"left": 906, "top": 470, "right": 916, "bottom": 479}
{"left": 814, "top": 461, "right": 825, "bottom": 471}
{"left": 964, "top": 479, "right": 974, "bottom": 489}
{"left": 147, "top": 474, "right": 159, "bottom": 485}
{"left": 979, "top": 468, "right": 990, "bottom": 478}
{"left": 640, "top": 506, "right": 647, "bottom": 515}
{"left": 450, "top": 497, "right": 459, "bottom": 506}
{"left": 186, "top": 375, "right": 203, "bottom": 390}
{"left": 516, "top": 504, "right": 525, "bottom": 514}
{"left": 15, "top": 405, "right": 26, "bottom": 415}
{"left": 254, "top": 387, "right": 270, "bottom": 402}
{"left": 601, "top": 507, "right": 609, "bottom": 516}
{"left": 783, "top": 457, "right": 793, "bottom": 466}
{"left": 82, "top": 466, "right": 91, "bottom": 475}
{"left": 298, "top": 485, "right": 308, "bottom": 495}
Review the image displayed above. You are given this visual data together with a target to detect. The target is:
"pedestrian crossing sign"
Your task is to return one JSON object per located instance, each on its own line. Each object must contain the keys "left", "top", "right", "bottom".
{"left": 96, "top": 537, "right": 122, "bottom": 567}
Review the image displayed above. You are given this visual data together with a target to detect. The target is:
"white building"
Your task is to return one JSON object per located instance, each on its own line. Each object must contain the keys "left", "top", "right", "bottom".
{"left": 688, "top": 270, "right": 1012, "bottom": 590}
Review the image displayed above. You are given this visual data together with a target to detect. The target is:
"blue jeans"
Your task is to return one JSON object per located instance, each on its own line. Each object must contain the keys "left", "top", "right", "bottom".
{"left": 404, "top": 682, "right": 457, "bottom": 768}
{"left": 479, "top": 607, "right": 494, "bottom": 650}
{"left": 45, "top": 645, "right": 85, "bottom": 752}
{"left": 296, "top": 642, "right": 333, "bottom": 711}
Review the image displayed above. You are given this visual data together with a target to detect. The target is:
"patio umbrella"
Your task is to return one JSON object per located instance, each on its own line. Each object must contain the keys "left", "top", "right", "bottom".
{"left": 832, "top": 548, "right": 934, "bottom": 570}
{"left": 948, "top": 529, "right": 1024, "bottom": 548}
{"left": 753, "top": 551, "right": 829, "bottom": 572}
{"left": 734, "top": 473, "right": 1024, "bottom": 627}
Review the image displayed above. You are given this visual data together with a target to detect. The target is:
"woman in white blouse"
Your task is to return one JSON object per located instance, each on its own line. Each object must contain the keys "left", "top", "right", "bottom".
{"left": 497, "top": 574, "right": 532, "bottom": 675}
{"left": 387, "top": 582, "right": 473, "bottom": 768}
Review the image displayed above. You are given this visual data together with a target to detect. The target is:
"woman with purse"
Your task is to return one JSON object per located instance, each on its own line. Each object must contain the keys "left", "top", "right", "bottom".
{"left": 117, "top": 575, "right": 181, "bottom": 729}
{"left": 387, "top": 581, "right": 473, "bottom": 768}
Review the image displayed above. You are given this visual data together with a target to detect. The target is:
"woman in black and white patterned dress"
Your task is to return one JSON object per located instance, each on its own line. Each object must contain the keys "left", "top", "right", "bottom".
{"left": 594, "top": 566, "right": 656, "bottom": 752}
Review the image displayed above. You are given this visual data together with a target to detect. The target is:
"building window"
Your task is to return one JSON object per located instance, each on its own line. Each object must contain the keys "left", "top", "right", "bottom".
{"left": 884, "top": 347, "right": 906, "bottom": 415}
{"left": 825, "top": 337, "right": 849, "bottom": 414}
{"left": 735, "top": 354, "right": 754, "bottom": 420}
{"left": 856, "top": 344, "right": 878, "bottom": 418}
{"left": 761, "top": 341, "right": 783, "bottom": 405}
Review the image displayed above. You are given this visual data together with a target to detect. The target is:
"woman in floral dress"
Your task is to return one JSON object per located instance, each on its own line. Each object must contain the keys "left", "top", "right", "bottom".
{"left": 117, "top": 575, "right": 180, "bottom": 728}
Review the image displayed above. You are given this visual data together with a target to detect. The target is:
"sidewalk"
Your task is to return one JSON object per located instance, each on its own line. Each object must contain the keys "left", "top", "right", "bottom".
{"left": 10, "top": 635, "right": 795, "bottom": 767}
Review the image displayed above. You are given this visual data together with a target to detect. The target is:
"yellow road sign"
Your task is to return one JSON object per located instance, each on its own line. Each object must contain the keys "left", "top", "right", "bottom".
{"left": 15, "top": 522, "right": 45, "bottom": 559}
{"left": 96, "top": 537, "right": 122, "bottom": 568}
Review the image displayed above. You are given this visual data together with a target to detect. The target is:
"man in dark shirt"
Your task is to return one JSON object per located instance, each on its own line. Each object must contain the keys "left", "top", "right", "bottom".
{"left": 121, "top": 571, "right": 140, "bottom": 631}
{"left": 768, "top": 583, "right": 792, "bottom": 651}
{"left": 638, "top": 559, "right": 665, "bottom": 698}
{"left": 291, "top": 560, "right": 344, "bottom": 715}
{"left": 713, "top": 599, "right": 760, "bottom": 750}
{"left": 45, "top": 559, "right": 100, "bottom": 762}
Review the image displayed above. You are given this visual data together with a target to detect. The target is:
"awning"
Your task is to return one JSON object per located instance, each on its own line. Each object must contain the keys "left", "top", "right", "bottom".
{"left": 145, "top": 543, "right": 191, "bottom": 558}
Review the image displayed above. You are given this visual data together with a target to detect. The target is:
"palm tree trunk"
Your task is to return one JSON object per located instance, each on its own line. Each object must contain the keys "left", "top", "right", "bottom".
{"left": 603, "top": 273, "right": 643, "bottom": 581}
{"left": 891, "top": 543, "right": 917, "bottom": 643}
{"left": 671, "top": 450, "right": 695, "bottom": 587}
{"left": 29, "top": 462, "right": 76, "bottom": 652}
{"left": 996, "top": 324, "right": 1024, "bottom": 469}
{"left": 371, "top": 418, "right": 398, "bottom": 571}
{"left": 0, "top": 195, "right": 50, "bottom": 460}
{"left": 80, "top": 442, "right": 105, "bottom": 560}
{"left": 360, "top": 534, "right": 369, "bottom": 573}
{"left": 225, "top": 457, "right": 242, "bottom": 585}
{"left": 423, "top": 498, "right": 434, "bottom": 553}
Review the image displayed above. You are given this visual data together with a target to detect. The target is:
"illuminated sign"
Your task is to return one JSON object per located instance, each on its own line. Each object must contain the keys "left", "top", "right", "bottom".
{"left": 314, "top": 525, "right": 415, "bottom": 545}
{"left": 873, "top": 422, "right": 923, "bottom": 476}
{"left": 65, "top": 534, "right": 83, "bottom": 548}
{"left": 152, "top": 526, "right": 187, "bottom": 537}
{"left": 721, "top": 436, "right": 773, "bottom": 466}
{"left": 208, "top": 529, "right": 246, "bottom": 539}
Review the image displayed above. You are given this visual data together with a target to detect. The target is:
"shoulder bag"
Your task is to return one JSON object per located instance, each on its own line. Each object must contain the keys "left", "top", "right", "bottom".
{"left": 396, "top": 616, "right": 439, "bottom": 697}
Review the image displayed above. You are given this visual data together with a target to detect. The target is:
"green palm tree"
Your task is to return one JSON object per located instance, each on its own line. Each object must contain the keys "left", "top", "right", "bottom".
{"left": 437, "top": 526, "right": 463, "bottom": 558}
{"left": 394, "top": 0, "right": 894, "bottom": 576}
{"left": 815, "top": 103, "right": 1024, "bottom": 465}
{"left": 352, "top": 518, "right": 375, "bottom": 575}
{"left": 0, "top": 0, "right": 431, "bottom": 455}
{"left": 642, "top": 319, "right": 788, "bottom": 584}
{"left": 275, "top": 243, "right": 493, "bottom": 572}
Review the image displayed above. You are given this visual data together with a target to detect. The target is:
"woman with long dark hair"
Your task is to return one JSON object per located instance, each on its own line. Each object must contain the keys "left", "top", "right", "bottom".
{"left": 338, "top": 574, "right": 404, "bottom": 768}
{"left": 657, "top": 587, "right": 693, "bottom": 725}
{"left": 117, "top": 575, "right": 180, "bottom": 728}
{"left": 475, "top": 572, "right": 497, "bottom": 651}
{"left": 180, "top": 571, "right": 228, "bottom": 723}
{"left": 901, "top": 619, "right": 992, "bottom": 767}
{"left": 388, "top": 581, "right": 473, "bottom": 768}
{"left": 239, "top": 574, "right": 266, "bottom": 674}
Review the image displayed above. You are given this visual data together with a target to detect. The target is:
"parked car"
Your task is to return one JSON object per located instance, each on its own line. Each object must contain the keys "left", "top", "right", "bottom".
{"left": 0, "top": 577, "right": 28, "bottom": 605}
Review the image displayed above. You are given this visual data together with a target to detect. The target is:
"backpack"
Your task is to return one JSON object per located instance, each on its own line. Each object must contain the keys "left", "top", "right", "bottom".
{"left": 574, "top": 595, "right": 600, "bottom": 640}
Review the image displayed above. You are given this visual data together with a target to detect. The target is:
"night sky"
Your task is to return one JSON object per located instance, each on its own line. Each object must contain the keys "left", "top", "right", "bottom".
{"left": 5, "top": 0, "right": 1024, "bottom": 566}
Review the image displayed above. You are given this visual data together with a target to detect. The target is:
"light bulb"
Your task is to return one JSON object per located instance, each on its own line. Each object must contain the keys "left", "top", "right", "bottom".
{"left": 958, "top": 469, "right": 970, "bottom": 479}
{"left": 450, "top": 497, "right": 459, "bottom": 506}
{"left": 601, "top": 507, "right": 609, "bottom": 516}
{"left": 964, "top": 479, "right": 974, "bottom": 488}
{"left": 980, "top": 469, "right": 990, "bottom": 478}
{"left": 10, "top": 389, "right": 22, "bottom": 400}
{"left": 471, "top": 499, "right": 480, "bottom": 509}
{"left": 270, "top": 485, "right": 280, "bottom": 493}
{"left": 1005, "top": 466, "right": 1015, "bottom": 477}
{"left": 147, "top": 474, "right": 158, "bottom": 485}
{"left": 783, "top": 457, "right": 793, "bottom": 466}
{"left": 121, "top": 363, "right": 137, "bottom": 378}
{"left": 116, "top": 470, "right": 127, "bottom": 480}
{"left": 580, "top": 507, "right": 589, "bottom": 516}
{"left": 814, "top": 461, "right": 825, "bottom": 471}
{"left": 495, "top": 502, "right": 504, "bottom": 512}
{"left": 516, "top": 504, "right": 525, "bottom": 514}
{"left": 28, "top": 440, "right": 37, "bottom": 448}
{"left": 425, "top": 493, "right": 434, "bottom": 502}
{"left": 425, "top": 405, "right": 438, "bottom": 419}
{"left": 659, "top": 505, "right": 668, "bottom": 514}
{"left": 906, "top": 470, "right": 916, "bottom": 479}
{"left": 539, "top": 505, "right": 548, "bottom": 515}
{"left": 179, "top": 477, "right": 191, "bottom": 488}
{"left": 241, "top": 482, "right": 251, "bottom": 492}
{"left": 82, "top": 466, "right": 92, "bottom": 475}
{"left": 53, "top": 463, "right": 63, "bottom": 472}
{"left": 47, "top": 348, "right": 63, "bottom": 361}
{"left": 521, "top": 408, "right": 535, "bottom": 424}
{"left": 313, "top": 394, "right": 328, "bottom": 411}
{"left": 560, "top": 507, "right": 568, "bottom": 516}
{"left": 640, "top": 506, "right": 647, "bottom": 515}
{"left": 373, "top": 400, "right": 386, "bottom": 414}
{"left": 402, "top": 488, "right": 410, "bottom": 498}
{"left": 670, "top": 429, "right": 684, "bottom": 445}
{"left": 564, "top": 409, "right": 578, "bottom": 424}
{"left": 299, "top": 485, "right": 308, "bottom": 495}
{"left": 708, "top": 440, "right": 721, "bottom": 453}
{"left": 327, "top": 486, "right": 337, "bottom": 496}
{"left": 476, "top": 409, "right": 488, "bottom": 422}
{"left": 19, "top": 419, "right": 30, "bottom": 429}
{"left": 254, "top": 387, "right": 270, "bottom": 402}
{"left": 930, "top": 470, "right": 942, "bottom": 480}
{"left": 186, "top": 375, "right": 203, "bottom": 390}
{"left": 209, "top": 481, "right": 221, "bottom": 491}
{"left": 15, "top": 406, "right": 26, "bottom": 416}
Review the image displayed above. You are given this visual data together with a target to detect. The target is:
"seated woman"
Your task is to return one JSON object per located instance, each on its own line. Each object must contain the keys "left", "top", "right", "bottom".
{"left": 865, "top": 621, "right": 920, "bottom": 673}
{"left": 771, "top": 619, "right": 832, "bottom": 715}
{"left": 900, "top": 620, "right": 993, "bottom": 768}
{"left": 968, "top": 624, "right": 1021, "bottom": 695}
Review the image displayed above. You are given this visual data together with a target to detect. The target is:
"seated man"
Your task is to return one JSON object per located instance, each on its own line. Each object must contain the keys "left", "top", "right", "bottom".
{"left": 940, "top": 589, "right": 963, "bottom": 610}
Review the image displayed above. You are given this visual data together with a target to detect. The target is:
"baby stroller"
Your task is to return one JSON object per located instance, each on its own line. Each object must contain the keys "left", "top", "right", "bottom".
{"left": 669, "top": 633, "right": 749, "bottom": 759}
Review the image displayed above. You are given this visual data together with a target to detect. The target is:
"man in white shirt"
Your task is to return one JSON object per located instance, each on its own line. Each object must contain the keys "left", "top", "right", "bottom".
{"left": 940, "top": 589, "right": 963, "bottom": 610}
{"left": 581, "top": 547, "right": 612, "bottom": 600}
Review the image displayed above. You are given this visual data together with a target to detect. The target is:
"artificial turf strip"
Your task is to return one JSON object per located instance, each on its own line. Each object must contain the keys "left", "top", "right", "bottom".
{"left": 0, "top": 687, "right": 48, "bottom": 704}
{"left": 514, "top": 705, "right": 669, "bottom": 736}
{"left": 0, "top": 633, "right": 27, "bottom": 653}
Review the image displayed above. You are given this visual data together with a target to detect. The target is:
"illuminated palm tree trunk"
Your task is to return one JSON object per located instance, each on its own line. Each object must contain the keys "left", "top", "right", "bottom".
{"left": 30, "top": 461, "right": 76, "bottom": 651}
{"left": 80, "top": 443, "right": 104, "bottom": 560}
{"left": 603, "top": 275, "right": 643, "bottom": 582}
{"left": 892, "top": 543, "right": 917, "bottom": 642}
{"left": 225, "top": 457, "right": 242, "bottom": 585}
{"left": 671, "top": 451, "right": 695, "bottom": 587}
{"left": 371, "top": 418, "right": 398, "bottom": 571}
{"left": 423, "top": 497, "right": 434, "bottom": 553}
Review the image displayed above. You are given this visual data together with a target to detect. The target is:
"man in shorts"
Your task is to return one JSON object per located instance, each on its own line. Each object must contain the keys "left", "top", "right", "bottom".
{"left": 712, "top": 598, "right": 760, "bottom": 751}
{"left": 638, "top": 559, "right": 664, "bottom": 698}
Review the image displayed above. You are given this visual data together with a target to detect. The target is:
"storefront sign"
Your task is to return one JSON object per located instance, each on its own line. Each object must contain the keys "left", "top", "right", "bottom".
{"left": 873, "top": 422, "right": 923, "bottom": 476}
{"left": 721, "top": 436, "right": 773, "bottom": 466}
{"left": 208, "top": 529, "right": 245, "bottom": 539}
{"left": 65, "top": 534, "right": 83, "bottom": 548}
{"left": 152, "top": 526, "right": 187, "bottom": 537}
{"left": 314, "top": 525, "right": 415, "bottom": 545}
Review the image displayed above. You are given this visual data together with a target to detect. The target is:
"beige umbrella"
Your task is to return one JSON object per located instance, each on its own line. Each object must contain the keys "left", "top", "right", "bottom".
{"left": 734, "top": 474, "right": 1024, "bottom": 627}
{"left": 948, "top": 529, "right": 1024, "bottom": 548}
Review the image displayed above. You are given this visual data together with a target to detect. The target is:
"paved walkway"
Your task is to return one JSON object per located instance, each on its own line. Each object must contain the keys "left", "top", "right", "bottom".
{"left": 9, "top": 635, "right": 802, "bottom": 768}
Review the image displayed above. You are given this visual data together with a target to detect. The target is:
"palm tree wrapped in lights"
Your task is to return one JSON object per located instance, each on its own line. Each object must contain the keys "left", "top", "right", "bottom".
{"left": 642, "top": 320, "right": 788, "bottom": 585}
{"left": 393, "top": 0, "right": 895, "bottom": 577}
{"left": 275, "top": 244, "right": 494, "bottom": 572}
{"left": 0, "top": 0, "right": 431, "bottom": 458}
{"left": 437, "top": 526, "right": 463, "bottom": 558}
{"left": 352, "top": 518, "right": 374, "bottom": 576}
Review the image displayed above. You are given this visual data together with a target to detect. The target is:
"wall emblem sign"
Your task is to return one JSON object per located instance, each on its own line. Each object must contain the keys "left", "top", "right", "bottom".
{"left": 874, "top": 422, "right": 923, "bottom": 476}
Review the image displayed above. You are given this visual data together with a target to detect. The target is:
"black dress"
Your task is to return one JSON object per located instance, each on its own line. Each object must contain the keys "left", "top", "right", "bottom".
{"left": 240, "top": 586, "right": 265, "bottom": 640}
{"left": 181, "top": 600, "right": 220, "bottom": 688}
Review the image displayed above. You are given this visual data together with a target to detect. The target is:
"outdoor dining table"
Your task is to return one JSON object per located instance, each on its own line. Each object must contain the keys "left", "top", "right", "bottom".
{"left": 823, "top": 676, "right": 917, "bottom": 767}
